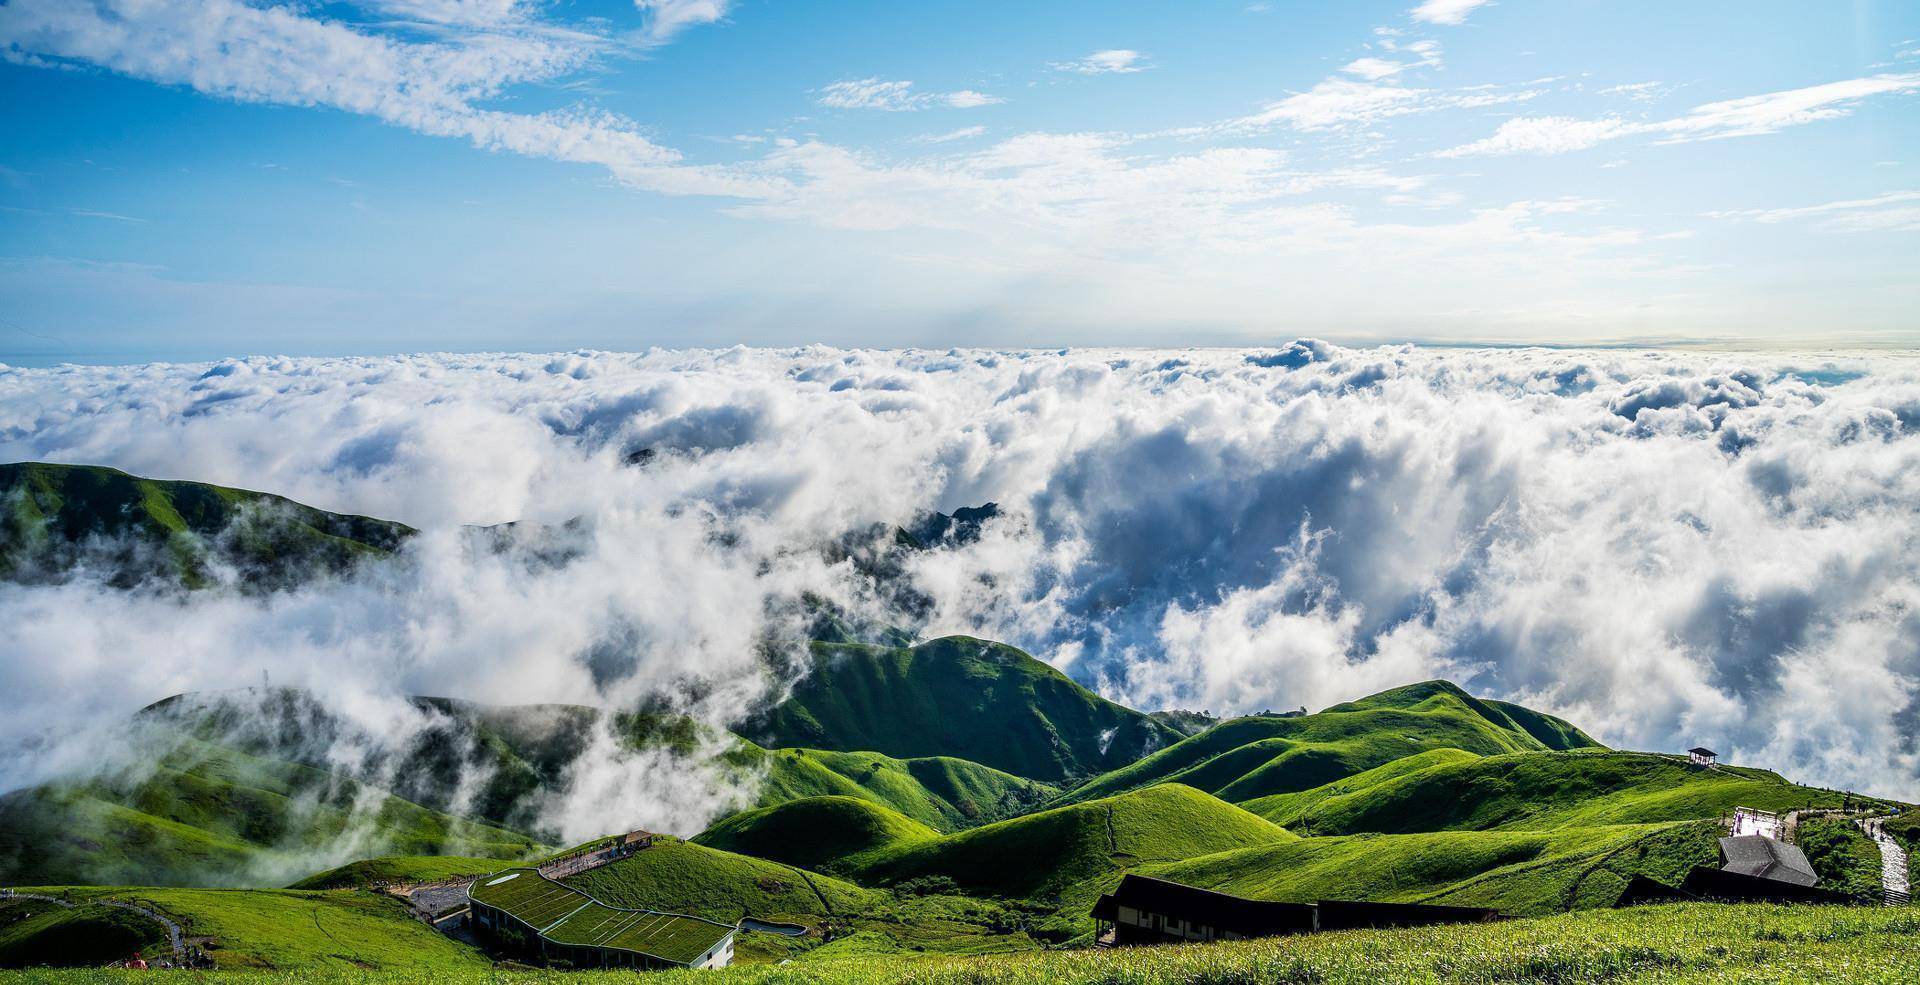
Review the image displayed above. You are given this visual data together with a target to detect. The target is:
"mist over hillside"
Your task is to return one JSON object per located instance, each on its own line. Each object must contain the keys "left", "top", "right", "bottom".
{"left": 2, "top": 342, "right": 1918, "bottom": 835}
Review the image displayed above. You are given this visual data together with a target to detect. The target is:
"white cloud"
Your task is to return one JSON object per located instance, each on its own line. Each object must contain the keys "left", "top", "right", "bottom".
{"left": 916, "top": 125, "right": 988, "bottom": 144}
{"left": 817, "top": 78, "right": 1005, "bottom": 111}
{"left": 1441, "top": 73, "right": 1920, "bottom": 156}
{"left": 0, "top": 0, "right": 773, "bottom": 200}
{"left": 6, "top": 345, "right": 1920, "bottom": 825}
{"left": 1343, "top": 57, "right": 1409, "bottom": 81}
{"left": 1706, "top": 190, "right": 1920, "bottom": 233}
{"left": 1053, "top": 49, "right": 1149, "bottom": 75}
{"left": 1228, "top": 78, "right": 1538, "bottom": 132}
{"left": 1411, "top": 0, "right": 1494, "bottom": 26}
{"left": 1436, "top": 115, "right": 1637, "bottom": 157}
{"left": 1598, "top": 81, "right": 1668, "bottom": 102}
{"left": 633, "top": 0, "right": 731, "bottom": 44}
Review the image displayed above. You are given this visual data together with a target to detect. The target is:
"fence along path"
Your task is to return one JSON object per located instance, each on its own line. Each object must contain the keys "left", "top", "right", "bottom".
{"left": 1856, "top": 817, "right": 1911, "bottom": 906}
{"left": 0, "top": 889, "right": 188, "bottom": 959}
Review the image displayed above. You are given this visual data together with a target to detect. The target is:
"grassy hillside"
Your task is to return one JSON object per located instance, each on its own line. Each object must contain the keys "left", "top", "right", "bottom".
{"left": 1057, "top": 681, "right": 1598, "bottom": 807}
{"left": 0, "top": 886, "right": 488, "bottom": 972}
{"left": 1797, "top": 816, "right": 1886, "bottom": 900}
{"left": 0, "top": 462, "right": 411, "bottom": 589}
{"left": 5, "top": 903, "right": 1917, "bottom": 982}
{"left": 285, "top": 855, "right": 510, "bottom": 891}
{"left": 847, "top": 784, "right": 1293, "bottom": 902}
{"left": 693, "top": 797, "right": 938, "bottom": 873}
{"left": 736, "top": 745, "right": 1056, "bottom": 832}
{"left": 0, "top": 735, "right": 541, "bottom": 888}
{"left": 0, "top": 898, "right": 171, "bottom": 968}
{"left": 1276, "top": 750, "right": 1859, "bottom": 836}
{"left": 1142, "top": 821, "right": 1722, "bottom": 918}
{"left": 747, "top": 636, "right": 1182, "bottom": 783}
{"left": 1241, "top": 748, "right": 1483, "bottom": 827}
{"left": 560, "top": 836, "right": 883, "bottom": 927}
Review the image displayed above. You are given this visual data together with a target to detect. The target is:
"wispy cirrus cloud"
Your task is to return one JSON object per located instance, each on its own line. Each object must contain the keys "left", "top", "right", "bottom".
{"left": 1441, "top": 73, "right": 1920, "bottom": 156}
{"left": 633, "top": 0, "right": 731, "bottom": 44}
{"left": 1706, "top": 191, "right": 1920, "bottom": 233}
{"left": 1411, "top": 0, "right": 1493, "bottom": 27}
{"left": 1053, "top": 49, "right": 1150, "bottom": 75}
{"left": 817, "top": 78, "right": 1005, "bottom": 111}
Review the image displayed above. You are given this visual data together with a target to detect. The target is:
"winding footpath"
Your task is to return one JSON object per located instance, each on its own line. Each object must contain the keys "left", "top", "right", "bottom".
{"left": 1856, "top": 817, "right": 1911, "bottom": 906}
{"left": 0, "top": 890, "right": 187, "bottom": 958}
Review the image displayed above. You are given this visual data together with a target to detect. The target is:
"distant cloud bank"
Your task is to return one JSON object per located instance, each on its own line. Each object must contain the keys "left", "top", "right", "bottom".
{"left": 3, "top": 344, "right": 1918, "bottom": 812}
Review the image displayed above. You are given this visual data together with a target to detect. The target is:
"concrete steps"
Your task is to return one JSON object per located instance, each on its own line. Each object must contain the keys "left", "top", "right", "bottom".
{"left": 1857, "top": 816, "right": 1910, "bottom": 906}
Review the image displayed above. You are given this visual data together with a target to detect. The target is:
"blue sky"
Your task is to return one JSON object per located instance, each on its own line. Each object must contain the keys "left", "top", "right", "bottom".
{"left": 2, "top": 0, "right": 1918, "bottom": 362}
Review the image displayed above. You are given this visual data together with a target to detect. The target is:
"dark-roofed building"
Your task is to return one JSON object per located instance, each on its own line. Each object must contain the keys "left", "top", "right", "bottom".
{"left": 1679, "top": 867, "right": 1856, "bottom": 905}
{"left": 1091, "top": 875, "right": 1317, "bottom": 946}
{"left": 1314, "top": 900, "right": 1501, "bottom": 931}
{"left": 1089, "top": 876, "right": 1501, "bottom": 948}
{"left": 1718, "top": 835, "right": 1818, "bottom": 887}
{"left": 1688, "top": 747, "right": 1717, "bottom": 766}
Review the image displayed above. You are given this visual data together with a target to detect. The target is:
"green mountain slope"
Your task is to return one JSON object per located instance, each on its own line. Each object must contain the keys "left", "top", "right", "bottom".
{"left": 560, "top": 836, "right": 883, "bottom": 926}
{"left": 737, "top": 745, "right": 1057, "bottom": 832}
{"left": 0, "top": 886, "right": 490, "bottom": 972}
{"left": 1141, "top": 821, "right": 1722, "bottom": 918}
{"left": 0, "top": 462, "right": 411, "bottom": 588}
{"left": 0, "top": 735, "right": 541, "bottom": 887}
{"left": 1282, "top": 750, "right": 1862, "bottom": 836}
{"left": 1056, "top": 680, "right": 1600, "bottom": 807}
{"left": 1240, "top": 747, "right": 1485, "bottom": 827}
{"left": 846, "top": 784, "right": 1294, "bottom": 901}
{"left": 692, "top": 796, "right": 938, "bottom": 873}
{"left": 746, "top": 636, "right": 1183, "bottom": 783}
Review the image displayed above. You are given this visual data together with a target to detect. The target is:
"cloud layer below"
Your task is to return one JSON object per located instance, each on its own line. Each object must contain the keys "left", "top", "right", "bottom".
{"left": 2, "top": 344, "right": 1918, "bottom": 822}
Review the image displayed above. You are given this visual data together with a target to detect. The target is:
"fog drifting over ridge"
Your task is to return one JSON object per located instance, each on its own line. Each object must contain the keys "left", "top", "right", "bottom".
{"left": 2, "top": 342, "right": 1918, "bottom": 828}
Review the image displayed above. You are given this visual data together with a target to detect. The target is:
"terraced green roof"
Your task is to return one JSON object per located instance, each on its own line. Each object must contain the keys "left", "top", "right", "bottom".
{"left": 468, "top": 868, "right": 732, "bottom": 966}
{"left": 545, "top": 903, "right": 732, "bottom": 965}
{"left": 470, "top": 869, "right": 590, "bottom": 929}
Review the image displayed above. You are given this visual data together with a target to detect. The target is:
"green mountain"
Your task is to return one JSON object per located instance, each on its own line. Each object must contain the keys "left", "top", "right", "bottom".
{"left": 0, "top": 462, "right": 411, "bottom": 588}
{"left": 692, "top": 796, "right": 938, "bottom": 874}
{"left": 1055, "top": 680, "right": 1601, "bottom": 806}
{"left": 1269, "top": 750, "right": 1865, "bottom": 836}
{"left": 734, "top": 744, "right": 1057, "bottom": 831}
{"left": 0, "top": 735, "right": 541, "bottom": 888}
{"left": 1138, "top": 821, "right": 1724, "bottom": 918}
{"left": 845, "top": 784, "right": 1294, "bottom": 901}
{"left": 747, "top": 636, "right": 1183, "bottom": 783}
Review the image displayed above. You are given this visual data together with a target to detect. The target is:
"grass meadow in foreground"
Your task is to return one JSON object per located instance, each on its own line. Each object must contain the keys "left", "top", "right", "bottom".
{"left": 5, "top": 903, "right": 1918, "bottom": 984}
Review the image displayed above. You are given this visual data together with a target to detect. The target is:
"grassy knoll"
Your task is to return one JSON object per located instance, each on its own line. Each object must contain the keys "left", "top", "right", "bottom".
{"left": 1241, "top": 748, "right": 1482, "bottom": 827}
{"left": 736, "top": 745, "right": 1057, "bottom": 832}
{"left": 5, "top": 904, "right": 1918, "bottom": 982}
{"left": 693, "top": 798, "right": 938, "bottom": 874}
{"left": 0, "top": 898, "right": 170, "bottom": 968}
{"left": 1278, "top": 750, "right": 1858, "bottom": 836}
{"left": 848, "top": 784, "right": 1293, "bottom": 902}
{"left": 560, "top": 837, "right": 882, "bottom": 928}
{"left": 0, "top": 461, "right": 410, "bottom": 589}
{"left": 1054, "top": 681, "right": 1598, "bottom": 807}
{"left": 1796, "top": 816, "right": 1886, "bottom": 900}
{"left": 1, "top": 887, "right": 487, "bottom": 972}
{"left": 746, "top": 637, "right": 1182, "bottom": 783}
{"left": 1139, "top": 822, "right": 1722, "bottom": 919}
{"left": 286, "top": 856, "right": 512, "bottom": 890}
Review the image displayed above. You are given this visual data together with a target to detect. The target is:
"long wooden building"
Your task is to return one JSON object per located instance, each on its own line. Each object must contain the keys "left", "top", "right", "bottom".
{"left": 1090, "top": 875, "right": 1500, "bottom": 947}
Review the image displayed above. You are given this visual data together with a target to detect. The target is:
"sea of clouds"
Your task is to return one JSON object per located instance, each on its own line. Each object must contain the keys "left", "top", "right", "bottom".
{"left": 2, "top": 342, "right": 1917, "bottom": 849}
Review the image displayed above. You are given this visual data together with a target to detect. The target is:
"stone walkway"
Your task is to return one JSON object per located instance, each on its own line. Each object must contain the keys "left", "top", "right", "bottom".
{"left": 1857, "top": 817, "right": 1911, "bottom": 906}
